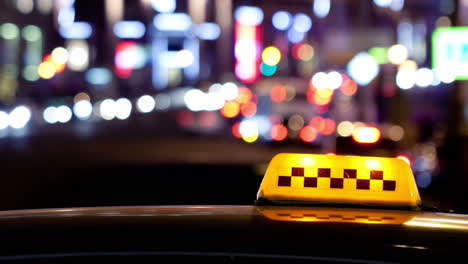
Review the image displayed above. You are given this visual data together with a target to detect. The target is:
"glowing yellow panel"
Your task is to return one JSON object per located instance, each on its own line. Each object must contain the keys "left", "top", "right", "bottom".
{"left": 256, "top": 153, "right": 421, "bottom": 209}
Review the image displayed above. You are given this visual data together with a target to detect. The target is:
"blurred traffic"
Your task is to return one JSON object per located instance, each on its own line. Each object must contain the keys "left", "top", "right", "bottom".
{"left": 0, "top": 0, "right": 467, "bottom": 211}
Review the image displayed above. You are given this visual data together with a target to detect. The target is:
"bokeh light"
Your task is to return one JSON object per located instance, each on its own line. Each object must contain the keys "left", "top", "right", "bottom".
{"left": 137, "top": 95, "right": 156, "bottom": 113}
{"left": 270, "top": 124, "right": 288, "bottom": 141}
{"left": 239, "top": 120, "right": 259, "bottom": 143}
{"left": 387, "top": 44, "right": 408, "bottom": 64}
{"left": 272, "top": 11, "right": 292, "bottom": 30}
{"left": 337, "top": 121, "right": 354, "bottom": 137}
{"left": 221, "top": 101, "right": 240, "bottom": 118}
{"left": 299, "top": 126, "right": 318, "bottom": 143}
{"left": 262, "top": 46, "right": 281, "bottom": 66}
{"left": 270, "top": 84, "right": 287, "bottom": 103}
{"left": 352, "top": 126, "right": 381, "bottom": 143}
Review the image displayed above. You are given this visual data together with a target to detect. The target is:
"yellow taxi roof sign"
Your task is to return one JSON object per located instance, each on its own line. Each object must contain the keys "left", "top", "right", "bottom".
{"left": 256, "top": 153, "right": 421, "bottom": 209}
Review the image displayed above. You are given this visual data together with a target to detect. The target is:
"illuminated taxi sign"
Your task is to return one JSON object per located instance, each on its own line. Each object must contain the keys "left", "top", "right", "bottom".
{"left": 256, "top": 153, "right": 421, "bottom": 209}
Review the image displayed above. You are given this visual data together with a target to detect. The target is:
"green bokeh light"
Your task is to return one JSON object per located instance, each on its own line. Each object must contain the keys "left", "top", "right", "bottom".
{"left": 22, "top": 25, "right": 42, "bottom": 42}
{"left": 260, "top": 62, "right": 277, "bottom": 76}
{"left": 368, "top": 47, "right": 389, "bottom": 64}
{"left": 1, "top": 23, "right": 20, "bottom": 40}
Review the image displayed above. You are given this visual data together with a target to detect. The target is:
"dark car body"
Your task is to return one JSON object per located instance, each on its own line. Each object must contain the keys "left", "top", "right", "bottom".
{"left": 0, "top": 205, "right": 467, "bottom": 263}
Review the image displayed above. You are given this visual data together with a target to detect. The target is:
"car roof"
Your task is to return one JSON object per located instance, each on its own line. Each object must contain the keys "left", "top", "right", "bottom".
{"left": 0, "top": 205, "right": 467, "bottom": 262}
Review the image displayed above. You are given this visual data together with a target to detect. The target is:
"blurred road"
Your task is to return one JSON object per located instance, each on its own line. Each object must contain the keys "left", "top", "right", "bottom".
{"left": 0, "top": 118, "right": 465, "bottom": 214}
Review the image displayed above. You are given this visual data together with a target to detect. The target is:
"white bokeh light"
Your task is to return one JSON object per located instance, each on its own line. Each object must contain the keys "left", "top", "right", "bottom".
{"left": 99, "top": 99, "right": 117, "bottom": 120}
{"left": 272, "top": 11, "right": 292, "bottom": 30}
{"left": 43, "top": 106, "right": 58, "bottom": 124}
{"left": 9, "top": 106, "right": 31, "bottom": 129}
{"left": 56, "top": 105, "right": 72, "bottom": 123}
{"left": 136, "top": 95, "right": 156, "bottom": 113}
{"left": 347, "top": 52, "right": 379, "bottom": 86}
{"left": 396, "top": 70, "right": 416, "bottom": 89}
{"left": 184, "top": 89, "right": 206, "bottom": 112}
{"left": 73, "top": 100, "right": 93, "bottom": 120}
{"left": 415, "top": 68, "right": 434, "bottom": 87}
{"left": 115, "top": 98, "right": 132, "bottom": 120}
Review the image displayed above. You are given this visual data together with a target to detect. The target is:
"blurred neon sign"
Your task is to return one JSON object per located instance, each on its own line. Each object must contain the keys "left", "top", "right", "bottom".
{"left": 432, "top": 27, "right": 468, "bottom": 80}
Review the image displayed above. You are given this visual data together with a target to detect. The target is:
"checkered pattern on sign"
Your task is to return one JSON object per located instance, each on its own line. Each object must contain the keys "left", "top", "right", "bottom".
{"left": 277, "top": 167, "right": 396, "bottom": 191}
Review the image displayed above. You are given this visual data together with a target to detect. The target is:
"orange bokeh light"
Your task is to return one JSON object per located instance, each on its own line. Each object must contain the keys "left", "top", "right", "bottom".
{"left": 352, "top": 126, "right": 381, "bottom": 144}
{"left": 321, "top": 118, "right": 336, "bottom": 135}
{"left": 270, "top": 84, "right": 287, "bottom": 103}
{"left": 299, "top": 125, "right": 318, "bottom": 143}
{"left": 310, "top": 116, "right": 325, "bottom": 131}
{"left": 221, "top": 101, "right": 241, "bottom": 118}
{"left": 340, "top": 78, "right": 358, "bottom": 96}
{"left": 236, "top": 87, "right": 254, "bottom": 104}
{"left": 271, "top": 124, "right": 288, "bottom": 141}
{"left": 241, "top": 101, "right": 257, "bottom": 117}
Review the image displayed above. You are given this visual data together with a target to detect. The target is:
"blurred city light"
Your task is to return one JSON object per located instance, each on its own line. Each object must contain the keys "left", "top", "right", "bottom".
{"left": 270, "top": 84, "right": 287, "bottom": 103}
{"left": 390, "top": 0, "right": 405, "bottom": 11}
{"left": 234, "top": 6, "right": 264, "bottom": 26}
{"left": 73, "top": 100, "right": 93, "bottom": 120}
{"left": 347, "top": 52, "right": 379, "bottom": 86}
{"left": 415, "top": 68, "right": 434, "bottom": 87}
{"left": 220, "top": 82, "right": 239, "bottom": 101}
{"left": 221, "top": 101, "right": 240, "bottom": 118}
{"left": 260, "top": 63, "right": 277, "bottom": 76}
{"left": 314, "top": 0, "right": 330, "bottom": 19}
{"left": 151, "top": 0, "right": 176, "bottom": 13}
{"left": 287, "top": 28, "right": 305, "bottom": 43}
{"left": 195, "top": 23, "right": 221, "bottom": 40}
{"left": 43, "top": 106, "right": 58, "bottom": 124}
{"left": 396, "top": 69, "right": 416, "bottom": 89}
{"left": 136, "top": 95, "right": 156, "bottom": 113}
{"left": 292, "top": 43, "right": 314, "bottom": 61}
{"left": 270, "top": 124, "right": 288, "bottom": 141}
{"left": 373, "top": 0, "right": 392, "bottom": 8}
{"left": 56, "top": 105, "right": 73, "bottom": 123}
{"left": 292, "top": 13, "right": 312, "bottom": 33}
{"left": 388, "top": 44, "right": 408, "bottom": 64}
{"left": 368, "top": 47, "right": 389, "bottom": 64}
{"left": 262, "top": 46, "right": 281, "bottom": 66}
{"left": 16, "top": 0, "right": 34, "bottom": 14}
{"left": 153, "top": 13, "right": 192, "bottom": 31}
{"left": 398, "top": 60, "right": 418, "bottom": 72}
{"left": 51, "top": 47, "right": 69, "bottom": 65}
{"left": 388, "top": 125, "right": 404, "bottom": 141}
{"left": 113, "top": 21, "right": 146, "bottom": 39}
{"left": 337, "top": 121, "right": 354, "bottom": 137}
{"left": 21, "top": 25, "right": 41, "bottom": 42}
{"left": 184, "top": 89, "right": 206, "bottom": 112}
{"left": 272, "top": 11, "right": 292, "bottom": 30}
{"left": 1, "top": 23, "right": 20, "bottom": 40}
{"left": 299, "top": 126, "right": 318, "bottom": 143}
{"left": 115, "top": 98, "right": 132, "bottom": 120}
{"left": 85, "top": 68, "right": 112, "bottom": 86}
{"left": 352, "top": 126, "right": 381, "bottom": 144}
{"left": 99, "top": 99, "right": 117, "bottom": 120}
{"left": 59, "top": 22, "right": 93, "bottom": 39}
{"left": 37, "top": 61, "right": 56, "bottom": 79}
{"left": 67, "top": 40, "right": 89, "bottom": 71}
{"left": 239, "top": 119, "right": 259, "bottom": 143}
{"left": 154, "top": 94, "right": 171, "bottom": 110}
{"left": 9, "top": 106, "right": 31, "bottom": 129}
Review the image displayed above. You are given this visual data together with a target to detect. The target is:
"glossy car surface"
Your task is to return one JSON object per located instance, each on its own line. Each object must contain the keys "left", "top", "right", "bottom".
{"left": 0, "top": 205, "right": 467, "bottom": 263}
